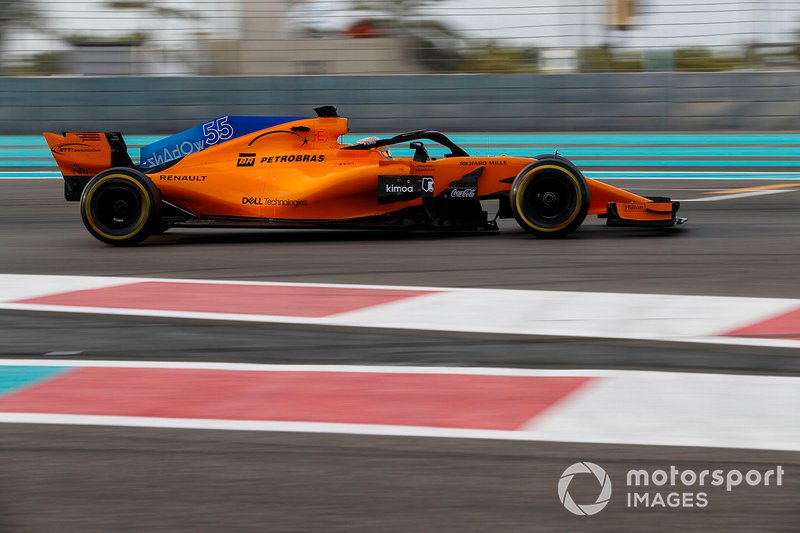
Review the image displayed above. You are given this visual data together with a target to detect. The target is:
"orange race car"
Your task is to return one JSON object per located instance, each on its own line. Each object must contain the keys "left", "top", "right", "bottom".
{"left": 44, "top": 106, "right": 685, "bottom": 246}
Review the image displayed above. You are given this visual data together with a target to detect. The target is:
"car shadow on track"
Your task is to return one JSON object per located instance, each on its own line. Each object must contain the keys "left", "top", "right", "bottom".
{"left": 143, "top": 229, "right": 503, "bottom": 247}
{"left": 142, "top": 225, "right": 686, "bottom": 247}
{"left": 578, "top": 225, "right": 689, "bottom": 239}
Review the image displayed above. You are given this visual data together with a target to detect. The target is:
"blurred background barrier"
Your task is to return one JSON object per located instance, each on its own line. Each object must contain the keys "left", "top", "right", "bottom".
{"left": 1, "top": 72, "right": 799, "bottom": 133}
{"left": 0, "top": 1, "right": 798, "bottom": 133}
{"left": 2, "top": 1, "right": 799, "bottom": 76}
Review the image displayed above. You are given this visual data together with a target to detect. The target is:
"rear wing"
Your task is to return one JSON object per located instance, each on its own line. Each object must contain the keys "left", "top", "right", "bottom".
{"left": 43, "top": 132, "right": 134, "bottom": 201}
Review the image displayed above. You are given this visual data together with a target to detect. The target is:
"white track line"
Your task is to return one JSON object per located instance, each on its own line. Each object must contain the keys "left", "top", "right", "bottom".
{"left": 679, "top": 190, "right": 793, "bottom": 202}
{"left": 524, "top": 373, "right": 800, "bottom": 452}
{"left": 0, "top": 413, "right": 549, "bottom": 442}
{"left": 0, "top": 413, "right": 794, "bottom": 451}
{"left": 0, "top": 358, "right": 750, "bottom": 377}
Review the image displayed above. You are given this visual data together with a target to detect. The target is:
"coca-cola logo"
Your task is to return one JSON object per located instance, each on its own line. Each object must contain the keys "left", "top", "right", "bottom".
{"left": 450, "top": 187, "right": 476, "bottom": 198}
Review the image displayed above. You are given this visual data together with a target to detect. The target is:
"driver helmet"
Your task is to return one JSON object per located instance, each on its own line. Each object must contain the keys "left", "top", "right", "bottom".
{"left": 356, "top": 136, "right": 391, "bottom": 158}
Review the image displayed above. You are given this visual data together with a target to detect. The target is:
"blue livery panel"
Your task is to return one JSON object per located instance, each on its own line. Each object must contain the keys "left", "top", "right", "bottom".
{"left": 139, "top": 116, "right": 306, "bottom": 169}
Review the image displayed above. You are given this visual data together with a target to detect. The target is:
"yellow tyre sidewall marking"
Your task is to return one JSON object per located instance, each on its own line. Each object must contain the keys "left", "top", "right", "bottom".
{"left": 84, "top": 174, "right": 151, "bottom": 240}
{"left": 514, "top": 165, "right": 583, "bottom": 233}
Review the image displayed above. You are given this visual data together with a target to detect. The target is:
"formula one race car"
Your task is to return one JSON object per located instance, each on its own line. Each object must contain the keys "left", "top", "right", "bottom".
{"left": 45, "top": 106, "right": 684, "bottom": 246}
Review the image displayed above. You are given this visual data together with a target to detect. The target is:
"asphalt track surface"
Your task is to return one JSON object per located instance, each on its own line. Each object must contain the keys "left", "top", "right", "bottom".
{"left": 1, "top": 178, "right": 799, "bottom": 531}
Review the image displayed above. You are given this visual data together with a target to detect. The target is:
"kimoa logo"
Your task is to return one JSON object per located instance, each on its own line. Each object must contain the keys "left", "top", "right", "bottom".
{"left": 386, "top": 184, "right": 415, "bottom": 193}
{"left": 558, "top": 462, "right": 612, "bottom": 516}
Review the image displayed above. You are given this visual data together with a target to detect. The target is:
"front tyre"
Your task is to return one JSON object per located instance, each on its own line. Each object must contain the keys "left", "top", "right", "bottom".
{"left": 80, "top": 168, "right": 161, "bottom": 246}
{"left": 510, "top": 158, "right": 590, "bottom": 238}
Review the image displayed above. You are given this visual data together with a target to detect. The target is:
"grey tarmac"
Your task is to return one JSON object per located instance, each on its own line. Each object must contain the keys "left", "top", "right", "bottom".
{"left": 1, "top": 178, "right": 798, "bottom": 531}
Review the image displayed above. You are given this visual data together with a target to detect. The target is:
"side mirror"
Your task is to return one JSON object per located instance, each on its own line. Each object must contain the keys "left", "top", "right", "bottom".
{"left": 410, "top": 141, "right": 429, "bottom": 163}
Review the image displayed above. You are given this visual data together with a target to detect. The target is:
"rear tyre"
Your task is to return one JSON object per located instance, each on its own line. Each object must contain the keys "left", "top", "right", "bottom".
{"left": 80, "top": 168, "right": 161, "bottom": 246}
{"left": 510, "top": 158, "right": 589, "bottom": 238}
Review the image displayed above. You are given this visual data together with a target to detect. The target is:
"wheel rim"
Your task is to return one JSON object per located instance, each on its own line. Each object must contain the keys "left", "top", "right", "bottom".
{"left": 88, "top": 178, "right": 146, "bottom": 236}
{"left": 519, "top": 171, "right": 579, "bottom": 229}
